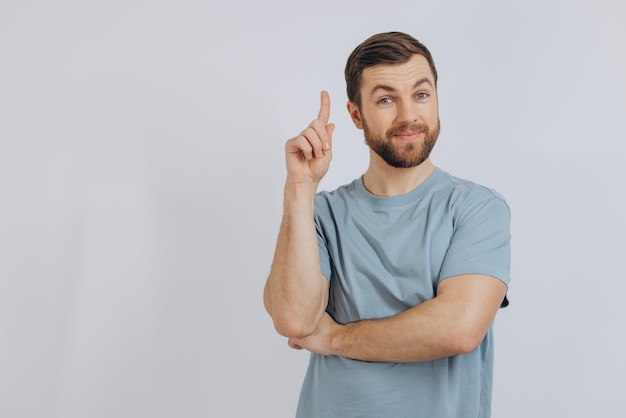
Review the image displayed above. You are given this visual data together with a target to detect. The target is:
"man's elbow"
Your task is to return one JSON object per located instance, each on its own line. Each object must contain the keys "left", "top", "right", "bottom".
{"left": 263, "top": 281, "right": 273, "bottom": 317}
{"left": 264, "top": 284, "right": 317, "bottom": 338}
{"left": 272, "top": 312, "right": 317, "bottom": 339}
{"left": 448, "top": 328, "right": 487, "bottom": 355}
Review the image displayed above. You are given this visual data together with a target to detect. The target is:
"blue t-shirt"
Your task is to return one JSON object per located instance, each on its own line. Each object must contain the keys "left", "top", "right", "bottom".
{"left": 296, "top": 168, "right": 511, "bottom": 418}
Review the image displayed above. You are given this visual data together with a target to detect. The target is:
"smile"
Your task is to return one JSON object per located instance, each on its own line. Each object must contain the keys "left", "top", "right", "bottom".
{"left": 393, "top": 131, "right": 423, "bottom": 140}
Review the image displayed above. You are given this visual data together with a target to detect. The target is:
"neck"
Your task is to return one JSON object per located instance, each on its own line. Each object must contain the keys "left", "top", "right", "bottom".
{"left": 362, "top": 152, "right": 436, "bottom": 197}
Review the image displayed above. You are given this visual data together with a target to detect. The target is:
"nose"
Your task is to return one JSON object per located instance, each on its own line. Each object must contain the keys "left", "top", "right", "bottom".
{"left": 396, "top": 100, "right": 418, "bottom": 124}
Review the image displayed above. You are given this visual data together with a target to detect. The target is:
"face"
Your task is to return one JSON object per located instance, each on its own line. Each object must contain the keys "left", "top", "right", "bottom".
{"left": 348, "top": 54, "right": 440, "bottom": 168}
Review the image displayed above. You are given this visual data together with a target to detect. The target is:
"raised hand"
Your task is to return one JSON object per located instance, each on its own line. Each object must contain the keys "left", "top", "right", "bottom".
{"left": 285, "top": 91, "right": 335, "bottom": 185}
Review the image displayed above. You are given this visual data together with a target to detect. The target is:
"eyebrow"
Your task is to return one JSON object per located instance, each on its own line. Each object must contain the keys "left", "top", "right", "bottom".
{"left": 369, "top": 77, "right": 434, "bottom": 96}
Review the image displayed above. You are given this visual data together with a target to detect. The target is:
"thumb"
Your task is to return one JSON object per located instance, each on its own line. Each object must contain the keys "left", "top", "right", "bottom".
{"left": 324, "top": 123, "right": 335, "bottom": 150}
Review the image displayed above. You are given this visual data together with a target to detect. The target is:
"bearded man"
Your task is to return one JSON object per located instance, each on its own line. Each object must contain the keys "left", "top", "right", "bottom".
{"left": 264, "top": 31, "right": 511, "bottom": 418}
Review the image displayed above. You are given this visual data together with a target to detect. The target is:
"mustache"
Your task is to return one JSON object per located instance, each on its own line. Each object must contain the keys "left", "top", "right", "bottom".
{"left": 387, "top": 123, "right": 429, "bottom": 137}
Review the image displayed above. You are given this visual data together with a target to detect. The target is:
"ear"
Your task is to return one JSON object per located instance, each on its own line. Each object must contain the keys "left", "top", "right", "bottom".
{"left": 346, "top": 101, "right": 363, "bottom": 130}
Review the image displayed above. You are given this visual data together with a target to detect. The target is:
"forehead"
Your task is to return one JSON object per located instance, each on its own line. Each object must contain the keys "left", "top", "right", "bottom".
{"left": 360, "top": 54, "right": 435, "bottom": 91}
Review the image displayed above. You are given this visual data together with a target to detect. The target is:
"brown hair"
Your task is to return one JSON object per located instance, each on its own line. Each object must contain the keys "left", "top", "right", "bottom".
{"left": 345, "top": 32, "right": 438, "bottom": 107}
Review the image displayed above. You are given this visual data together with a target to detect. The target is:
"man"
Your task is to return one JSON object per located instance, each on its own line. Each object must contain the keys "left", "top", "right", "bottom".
{"left": 264, "top": 32, "right": 510, "bottom": 418}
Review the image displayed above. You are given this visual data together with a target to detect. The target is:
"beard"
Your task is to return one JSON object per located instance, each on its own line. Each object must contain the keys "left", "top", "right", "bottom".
{"left": 364, "top": 119, "right": 440, "bottom": 168}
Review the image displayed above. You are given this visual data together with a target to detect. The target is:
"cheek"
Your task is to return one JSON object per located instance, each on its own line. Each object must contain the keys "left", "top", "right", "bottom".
{"left": 366, "top": 112, "right": 393, "bottom": 130}
{"left": 421, "top": 104, "right": 439, "bottom": 123}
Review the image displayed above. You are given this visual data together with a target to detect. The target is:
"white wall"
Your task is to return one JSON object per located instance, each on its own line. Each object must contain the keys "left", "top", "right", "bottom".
{"left": 1, "top": 0, "right": 624, "bottom": 417}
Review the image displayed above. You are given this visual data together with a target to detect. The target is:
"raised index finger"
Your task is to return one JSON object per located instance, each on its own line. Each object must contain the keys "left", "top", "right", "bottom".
{"left": 317, "top": 90, "right": 331, "bottom": 124}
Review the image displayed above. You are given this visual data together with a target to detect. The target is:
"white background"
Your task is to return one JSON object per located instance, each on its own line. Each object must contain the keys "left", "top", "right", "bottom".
{"left": 1, "top": 0, "right": 624, "bottom": 417}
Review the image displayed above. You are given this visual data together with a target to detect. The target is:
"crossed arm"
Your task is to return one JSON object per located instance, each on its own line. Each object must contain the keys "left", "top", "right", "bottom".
{"left": 283, "top": 273, "right": 507, "bottom": 363}
{"left": 264, "top": 182, "right": 330, "bottom": 338}
{"left": 263, "top": 185, "right": 507, "bottom": 363}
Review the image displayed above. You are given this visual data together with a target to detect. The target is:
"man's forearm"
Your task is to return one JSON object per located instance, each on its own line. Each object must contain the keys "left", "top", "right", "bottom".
{"left": 265, "top": 182, "right": 328, "bottom": 338}
{"left": 291, "top": 275, "right": 506, "bottom": 362}
{"left": 330, "top": 298, "right": 470, "bottom": 362}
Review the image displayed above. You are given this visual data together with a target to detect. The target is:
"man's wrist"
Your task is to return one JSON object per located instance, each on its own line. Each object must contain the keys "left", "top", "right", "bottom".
{"left": 328, "top": 321, "right": 348, "bottom": 357}
{"left": 285, "top": 178, "right": 319, "bottom": 194}
{"left": 283, "top": 181, "right": 319, "bottom": 210}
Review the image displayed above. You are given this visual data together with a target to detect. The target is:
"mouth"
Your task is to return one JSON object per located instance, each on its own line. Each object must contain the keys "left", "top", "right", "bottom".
{"left": 392, "top": 131, "right": 423, "bottom": 141}
{"left": 388, "top": 123, "right": 428, "bottom": 141}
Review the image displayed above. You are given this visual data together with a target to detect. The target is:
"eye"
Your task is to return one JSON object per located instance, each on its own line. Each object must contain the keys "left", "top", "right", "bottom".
{"left": 378, "top": 97, "right": 392, "bottom": 105}
{"left": 416, "top": 92, "right": 428, "bottom": 99}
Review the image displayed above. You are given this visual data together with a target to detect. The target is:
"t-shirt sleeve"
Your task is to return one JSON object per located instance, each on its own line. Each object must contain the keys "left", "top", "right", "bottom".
{"left": 438, "top": 188, "right": 511, "bottom": 303}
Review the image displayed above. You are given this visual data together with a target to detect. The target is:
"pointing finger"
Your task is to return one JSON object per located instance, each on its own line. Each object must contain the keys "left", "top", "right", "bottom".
{"left": 317, "top": 90, "right": 331, "bottom": 124}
